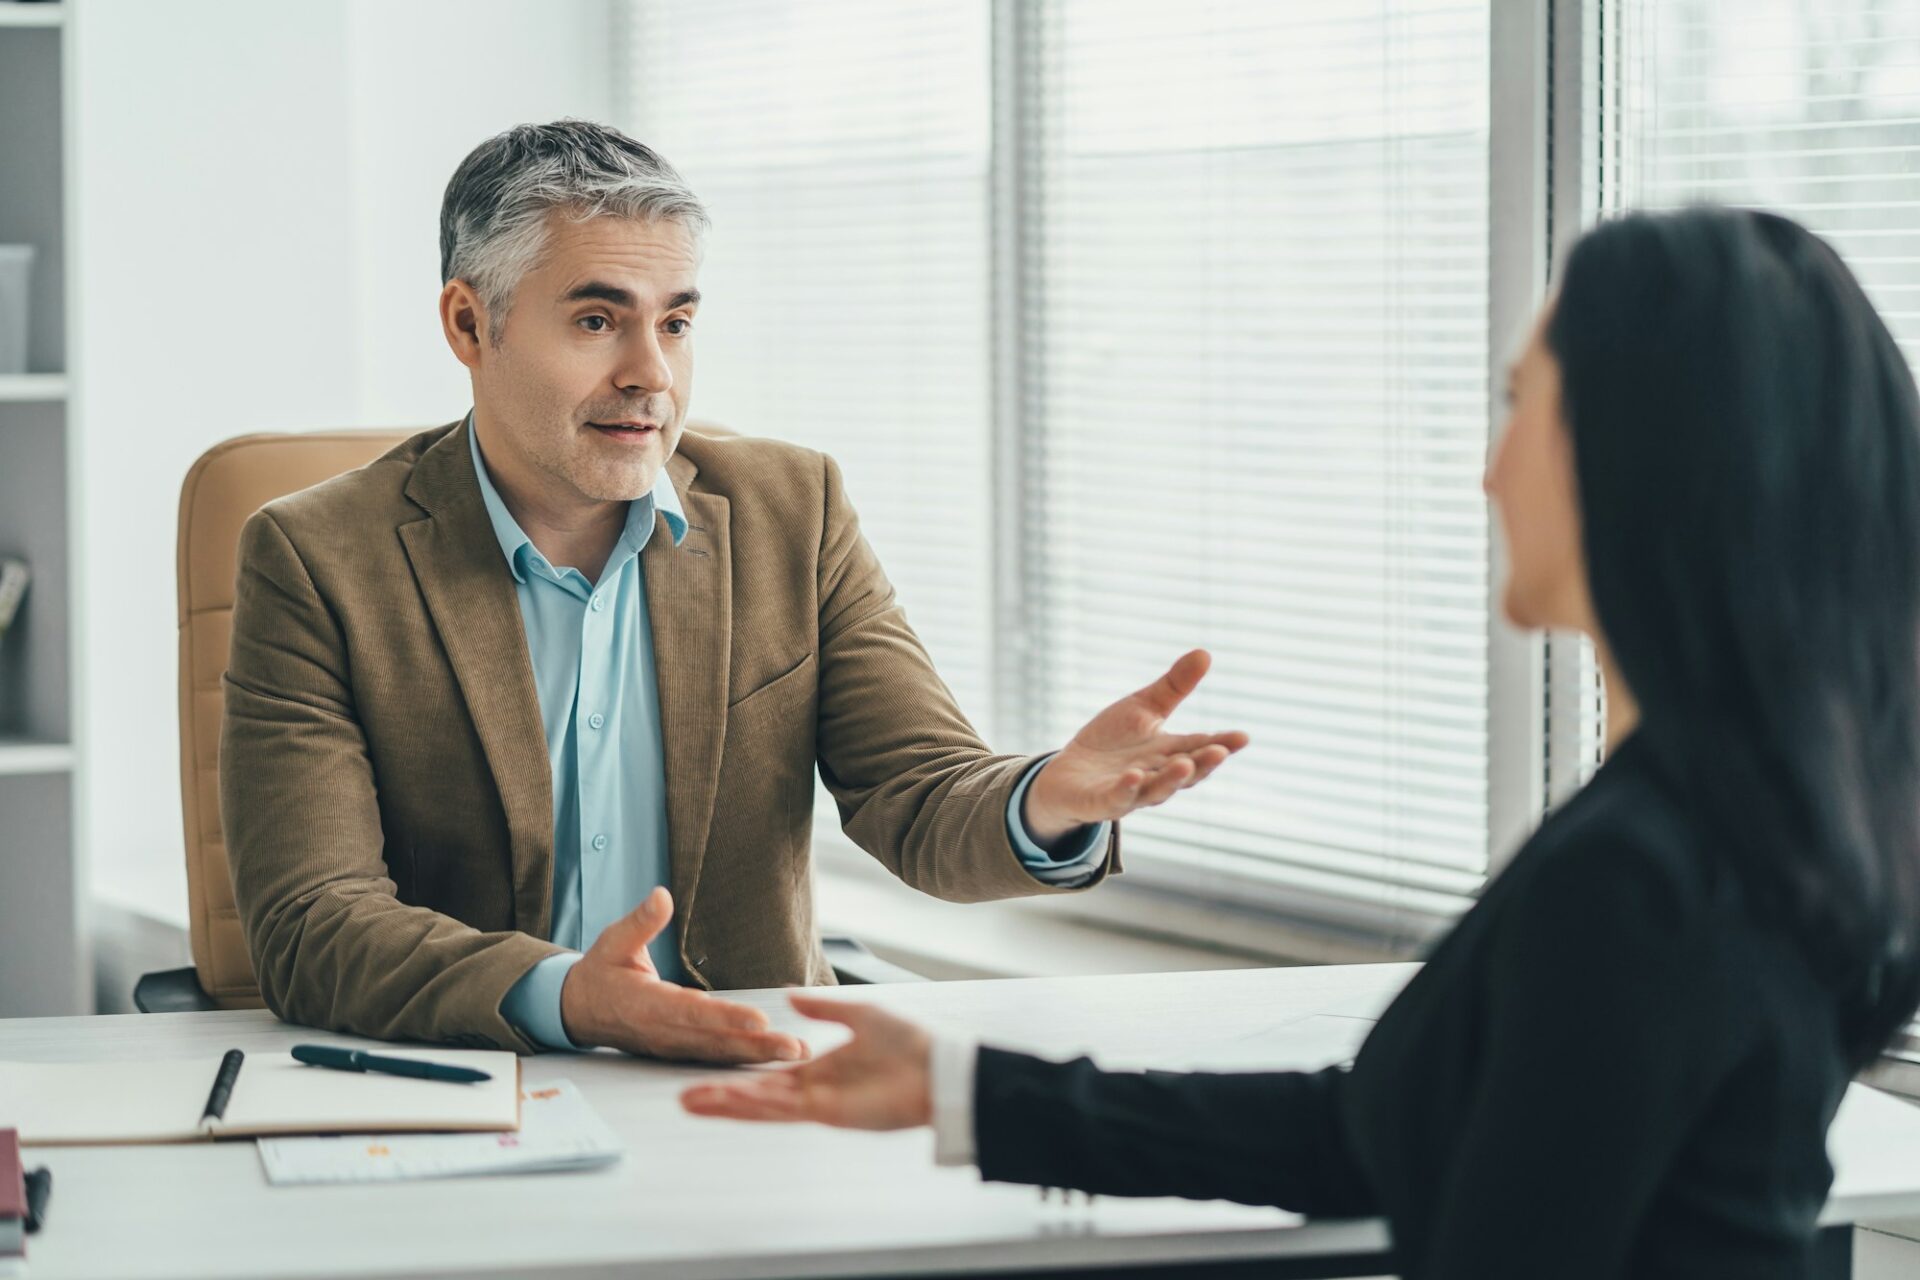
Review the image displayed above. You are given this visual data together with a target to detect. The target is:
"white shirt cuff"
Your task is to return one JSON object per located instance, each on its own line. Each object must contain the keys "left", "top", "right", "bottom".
{"left": 930, "top": 1032, "right": 980, "bottom": 1168}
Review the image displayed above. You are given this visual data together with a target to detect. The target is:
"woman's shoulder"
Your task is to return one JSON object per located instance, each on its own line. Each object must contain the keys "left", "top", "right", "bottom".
{"left": 1500, "top": 736, "right": 1723, "bottom": 936}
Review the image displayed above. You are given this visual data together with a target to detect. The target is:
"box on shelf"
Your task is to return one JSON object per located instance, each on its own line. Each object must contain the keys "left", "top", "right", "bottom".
{"left": 0, "top": 245, "right": 33, "bottom": 375}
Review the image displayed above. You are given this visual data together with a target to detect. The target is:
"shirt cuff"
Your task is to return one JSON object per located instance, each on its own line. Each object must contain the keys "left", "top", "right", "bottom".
{"left": 930, "top": 1032, "right": 980, "bottom": 1168}
{"left": 1007, "top": 753, "right": 1111, "bottom": 880}
{"left": 499, "top": 951, "right": 585, "bottom": 1052}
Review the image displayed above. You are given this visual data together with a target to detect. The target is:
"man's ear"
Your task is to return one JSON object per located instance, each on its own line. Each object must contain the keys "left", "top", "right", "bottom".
{"left": 439, "top": 279, "right": 492, "bottom": 370}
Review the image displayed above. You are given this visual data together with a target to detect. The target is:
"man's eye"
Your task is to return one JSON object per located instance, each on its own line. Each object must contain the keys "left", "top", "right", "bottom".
{"left": 579, "top": 315, "right": 611, "bottom": 332}
{"left": 665, "top": 317, "right": 693, "bottom": 336}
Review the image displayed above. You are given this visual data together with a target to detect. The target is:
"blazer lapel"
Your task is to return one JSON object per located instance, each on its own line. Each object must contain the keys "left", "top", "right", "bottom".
{"left": 646, "top": 449, "right": 731, "bottom": 935}
{"left": 398, "top": 422, "right": 556, "bottom": 936}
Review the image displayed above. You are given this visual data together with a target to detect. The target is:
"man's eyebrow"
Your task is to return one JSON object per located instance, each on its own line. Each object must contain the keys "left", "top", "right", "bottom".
{"left": 562, "top": 281, "right": 637, "bottom": 308}
{"left": 559, "top": 282, "right": 701, "bottom": 310}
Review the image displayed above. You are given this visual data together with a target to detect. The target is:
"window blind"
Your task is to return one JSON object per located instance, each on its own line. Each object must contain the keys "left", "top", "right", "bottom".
{"left": 615, "top": 0, "right": 997, "bottom": 733}
{"left": 1018, "top": 0, "right": 1494, "bottom": 944}
{"left": 1594, "top": 0, "right": 1920, "bottom": 360}
{"left": 1562, "top": 0, "right": 1920, "bottom": 802}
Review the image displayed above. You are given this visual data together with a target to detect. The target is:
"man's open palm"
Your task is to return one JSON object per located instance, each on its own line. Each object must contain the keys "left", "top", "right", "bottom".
{"left": 1022, "top": 649, "right": 1249, "bottom": 846}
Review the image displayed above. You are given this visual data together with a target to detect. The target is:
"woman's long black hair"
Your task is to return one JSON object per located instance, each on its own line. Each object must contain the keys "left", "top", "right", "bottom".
{"left": 1549, "top": 206, "right": 1920, "bottom": 1070}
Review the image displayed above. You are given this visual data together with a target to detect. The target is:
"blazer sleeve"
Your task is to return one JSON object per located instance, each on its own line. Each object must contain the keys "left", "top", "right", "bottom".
{"left": 810, "top": 453, "right": 1123, "bottom": 902}
{"left": 221, "top": 508, "right": 564, "bottom": 1053}
{"left": 973, "top": 1049, "right": 1379, "bottom": 1217}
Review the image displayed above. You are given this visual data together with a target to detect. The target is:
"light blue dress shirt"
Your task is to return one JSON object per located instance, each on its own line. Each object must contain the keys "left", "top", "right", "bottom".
{"left": 472, "top": 418, "right": 1106, "bottom": 1051}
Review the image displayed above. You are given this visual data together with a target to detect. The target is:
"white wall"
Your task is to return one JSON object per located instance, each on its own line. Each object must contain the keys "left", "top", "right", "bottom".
{"left": 74, "top": 0, "right": 613, "bottom": 924}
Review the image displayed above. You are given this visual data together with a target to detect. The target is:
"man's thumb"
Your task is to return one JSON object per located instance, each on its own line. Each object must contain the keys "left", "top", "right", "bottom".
{"left": 596, "top": 886, "right": 673, "bottom": 964}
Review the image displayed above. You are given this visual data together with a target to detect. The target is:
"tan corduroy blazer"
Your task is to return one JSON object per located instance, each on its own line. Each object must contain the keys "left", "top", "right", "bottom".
{"left": 220, "top": 420, "right": 1121, "bottom": 1054}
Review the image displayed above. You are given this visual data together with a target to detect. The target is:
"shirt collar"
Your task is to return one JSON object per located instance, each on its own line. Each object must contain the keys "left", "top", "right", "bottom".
{"left": 466, "top": 411, "right": 688, "bottom": 585}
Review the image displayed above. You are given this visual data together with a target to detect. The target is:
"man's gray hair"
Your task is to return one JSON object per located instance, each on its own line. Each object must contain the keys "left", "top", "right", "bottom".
{"left": 440, "top": 119, "right": 709, "bottom": 343}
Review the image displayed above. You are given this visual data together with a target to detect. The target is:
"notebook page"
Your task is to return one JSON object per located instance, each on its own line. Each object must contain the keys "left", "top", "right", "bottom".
{"left": 3, "top": 1057, "right": 222, "bottom": 1144}
{"left": 215, "top": 1048, "right": 519, "bottom": 1136}
{"left": 256, "top": 1079, "right": 620, "bottom": 1184}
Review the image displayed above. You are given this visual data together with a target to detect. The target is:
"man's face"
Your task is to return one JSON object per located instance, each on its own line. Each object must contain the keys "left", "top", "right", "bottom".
{"left": 470, "top": 211, "right": 701, "bottom": 504}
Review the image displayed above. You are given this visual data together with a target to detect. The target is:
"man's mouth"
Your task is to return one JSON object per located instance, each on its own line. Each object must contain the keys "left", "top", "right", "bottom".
{"left": 589, "top": 421, "right": 661, "bottom": 441}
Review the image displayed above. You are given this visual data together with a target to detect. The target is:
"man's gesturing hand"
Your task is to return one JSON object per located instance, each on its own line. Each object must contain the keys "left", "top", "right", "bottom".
{"left": 1021, "top": 648, "right": 1249, "bottom": 848}
{"left": 558, "top": 886, "right": 809, "bottom": 1064}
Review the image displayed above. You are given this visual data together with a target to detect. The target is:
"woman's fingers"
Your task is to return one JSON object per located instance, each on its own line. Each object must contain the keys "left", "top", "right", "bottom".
{"left": 681, "top": 1077, "right": 812, "bottom": 1122}
{"left": 789, "top": 991, "right": 892, "bottom": 1031}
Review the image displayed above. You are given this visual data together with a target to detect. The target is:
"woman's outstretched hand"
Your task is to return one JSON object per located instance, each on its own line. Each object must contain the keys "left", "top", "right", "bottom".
{"left": 678, "top": 992, "right": 935, "bottom": 1131}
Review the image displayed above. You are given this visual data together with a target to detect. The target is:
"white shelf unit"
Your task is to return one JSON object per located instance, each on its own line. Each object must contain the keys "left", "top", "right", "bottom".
{"left": 0, "top": 4, "right": 62, "bottom": 30}
{"left": 0, "top": 371, "right": 66, "bottom": 401}
{"left": 0, "top": 0, "right": 86, "bottom": 1015}
{"left": 0, "top": 735, "right": 74, "bottom": 775}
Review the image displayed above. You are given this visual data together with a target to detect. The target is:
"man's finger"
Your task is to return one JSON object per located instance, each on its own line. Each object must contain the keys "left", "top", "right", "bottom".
{"left": 1130, "top": 649, "right": 1211, "bottom": 719}
{"left": 1156, "top": 729, "right": 1248, "bottom": 755}
{"left": 658, "top": 988, "right": 774, "bottom": 1034}
{"left": 1191, "top": 743, "right": 1232, "bottom": 771}
{"left": 1180, "top": 745, "right": 1233, "bottom": 789}
{"left": 593, "top": 885, "right": 675, "bottom": 963}
{"left": 1131, "top": 756, "right": 1196, "bottom": 808}
{"left": 646, "top": 1028, "right": 809, "bottom": 1065}
{"left": 1102, "top": 767, "right": 1146, "bottom": 810}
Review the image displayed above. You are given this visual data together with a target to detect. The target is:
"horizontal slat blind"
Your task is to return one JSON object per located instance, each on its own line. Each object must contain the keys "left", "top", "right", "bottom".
{"left": 1020, "top": 0, "right": 1494, "bottom": 943}
{"left": 1590, "top": 0, "right": 1920, "bottom": 365}
{"left": 617, "top": 0, "right": 997, "bottom": 733}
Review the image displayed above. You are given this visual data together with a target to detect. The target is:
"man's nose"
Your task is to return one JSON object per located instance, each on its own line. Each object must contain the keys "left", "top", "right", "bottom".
{"left": 616, "top": 331, "right": 674, "bottom": 395}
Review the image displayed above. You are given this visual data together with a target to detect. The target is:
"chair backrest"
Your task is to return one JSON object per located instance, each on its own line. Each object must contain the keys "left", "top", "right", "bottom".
{"left": 177, "top": 430, "right": 412, "bottom": 1006}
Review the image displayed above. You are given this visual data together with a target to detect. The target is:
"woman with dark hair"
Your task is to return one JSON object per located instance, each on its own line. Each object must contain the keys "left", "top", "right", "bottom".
{"left": 679, "top": 207, "right": 1920, "bottom": 1279}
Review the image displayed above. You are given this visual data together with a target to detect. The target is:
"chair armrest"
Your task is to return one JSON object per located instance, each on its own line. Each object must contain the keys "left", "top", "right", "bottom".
{"left": 134, "top": 966, "right": 220, "bottom": 1013}
{"left": 821, "top": 936, "right": 929, "bottom": 985}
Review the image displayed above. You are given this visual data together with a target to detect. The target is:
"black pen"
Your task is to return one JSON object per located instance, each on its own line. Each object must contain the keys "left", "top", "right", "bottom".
{"left": 291, "top": 1043, "right": 492, "bottom": 1084}
{"left": 24, "top": 1166, "right": 50, "bottom": 1234}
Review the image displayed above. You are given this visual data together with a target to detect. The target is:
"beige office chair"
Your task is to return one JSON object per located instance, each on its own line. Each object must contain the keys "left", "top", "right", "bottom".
{"left": 135, "top": 426, "right": 917, "bottom": 1014}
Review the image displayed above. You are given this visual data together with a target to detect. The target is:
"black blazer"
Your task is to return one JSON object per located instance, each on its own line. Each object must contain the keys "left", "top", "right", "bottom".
{"left": 972, "top": 734, "right": 1852, "bottom": 1279}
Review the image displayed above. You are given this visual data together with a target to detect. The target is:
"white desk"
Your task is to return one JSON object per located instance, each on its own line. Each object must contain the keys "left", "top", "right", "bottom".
{"left": 6, "top": 963, "right": 1920, "bottom": 1279}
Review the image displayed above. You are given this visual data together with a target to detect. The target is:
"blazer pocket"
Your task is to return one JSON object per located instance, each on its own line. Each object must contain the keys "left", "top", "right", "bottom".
{"left": 727, "top": 650, "right": 817, "bottom": 712}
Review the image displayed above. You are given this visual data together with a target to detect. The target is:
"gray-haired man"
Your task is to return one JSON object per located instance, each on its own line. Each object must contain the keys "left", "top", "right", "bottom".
{"left": 221, "top": 119, "right": 1246, "bottom": 1059}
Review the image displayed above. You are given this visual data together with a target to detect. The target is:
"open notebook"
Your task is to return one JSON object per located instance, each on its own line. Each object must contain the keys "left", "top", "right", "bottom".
{"left": 3, "top": 1047, "right": 520, "bottom": 1146}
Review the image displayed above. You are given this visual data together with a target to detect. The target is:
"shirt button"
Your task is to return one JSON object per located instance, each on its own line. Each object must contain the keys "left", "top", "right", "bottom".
{"left": 590, "top": 595, "right": 605, "bottom": 612}
{"left": 588, "top": 712, "right": 605, "bottom": 730}
{"left": 591, "top": 834, "right": 609, "bottom": 851}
